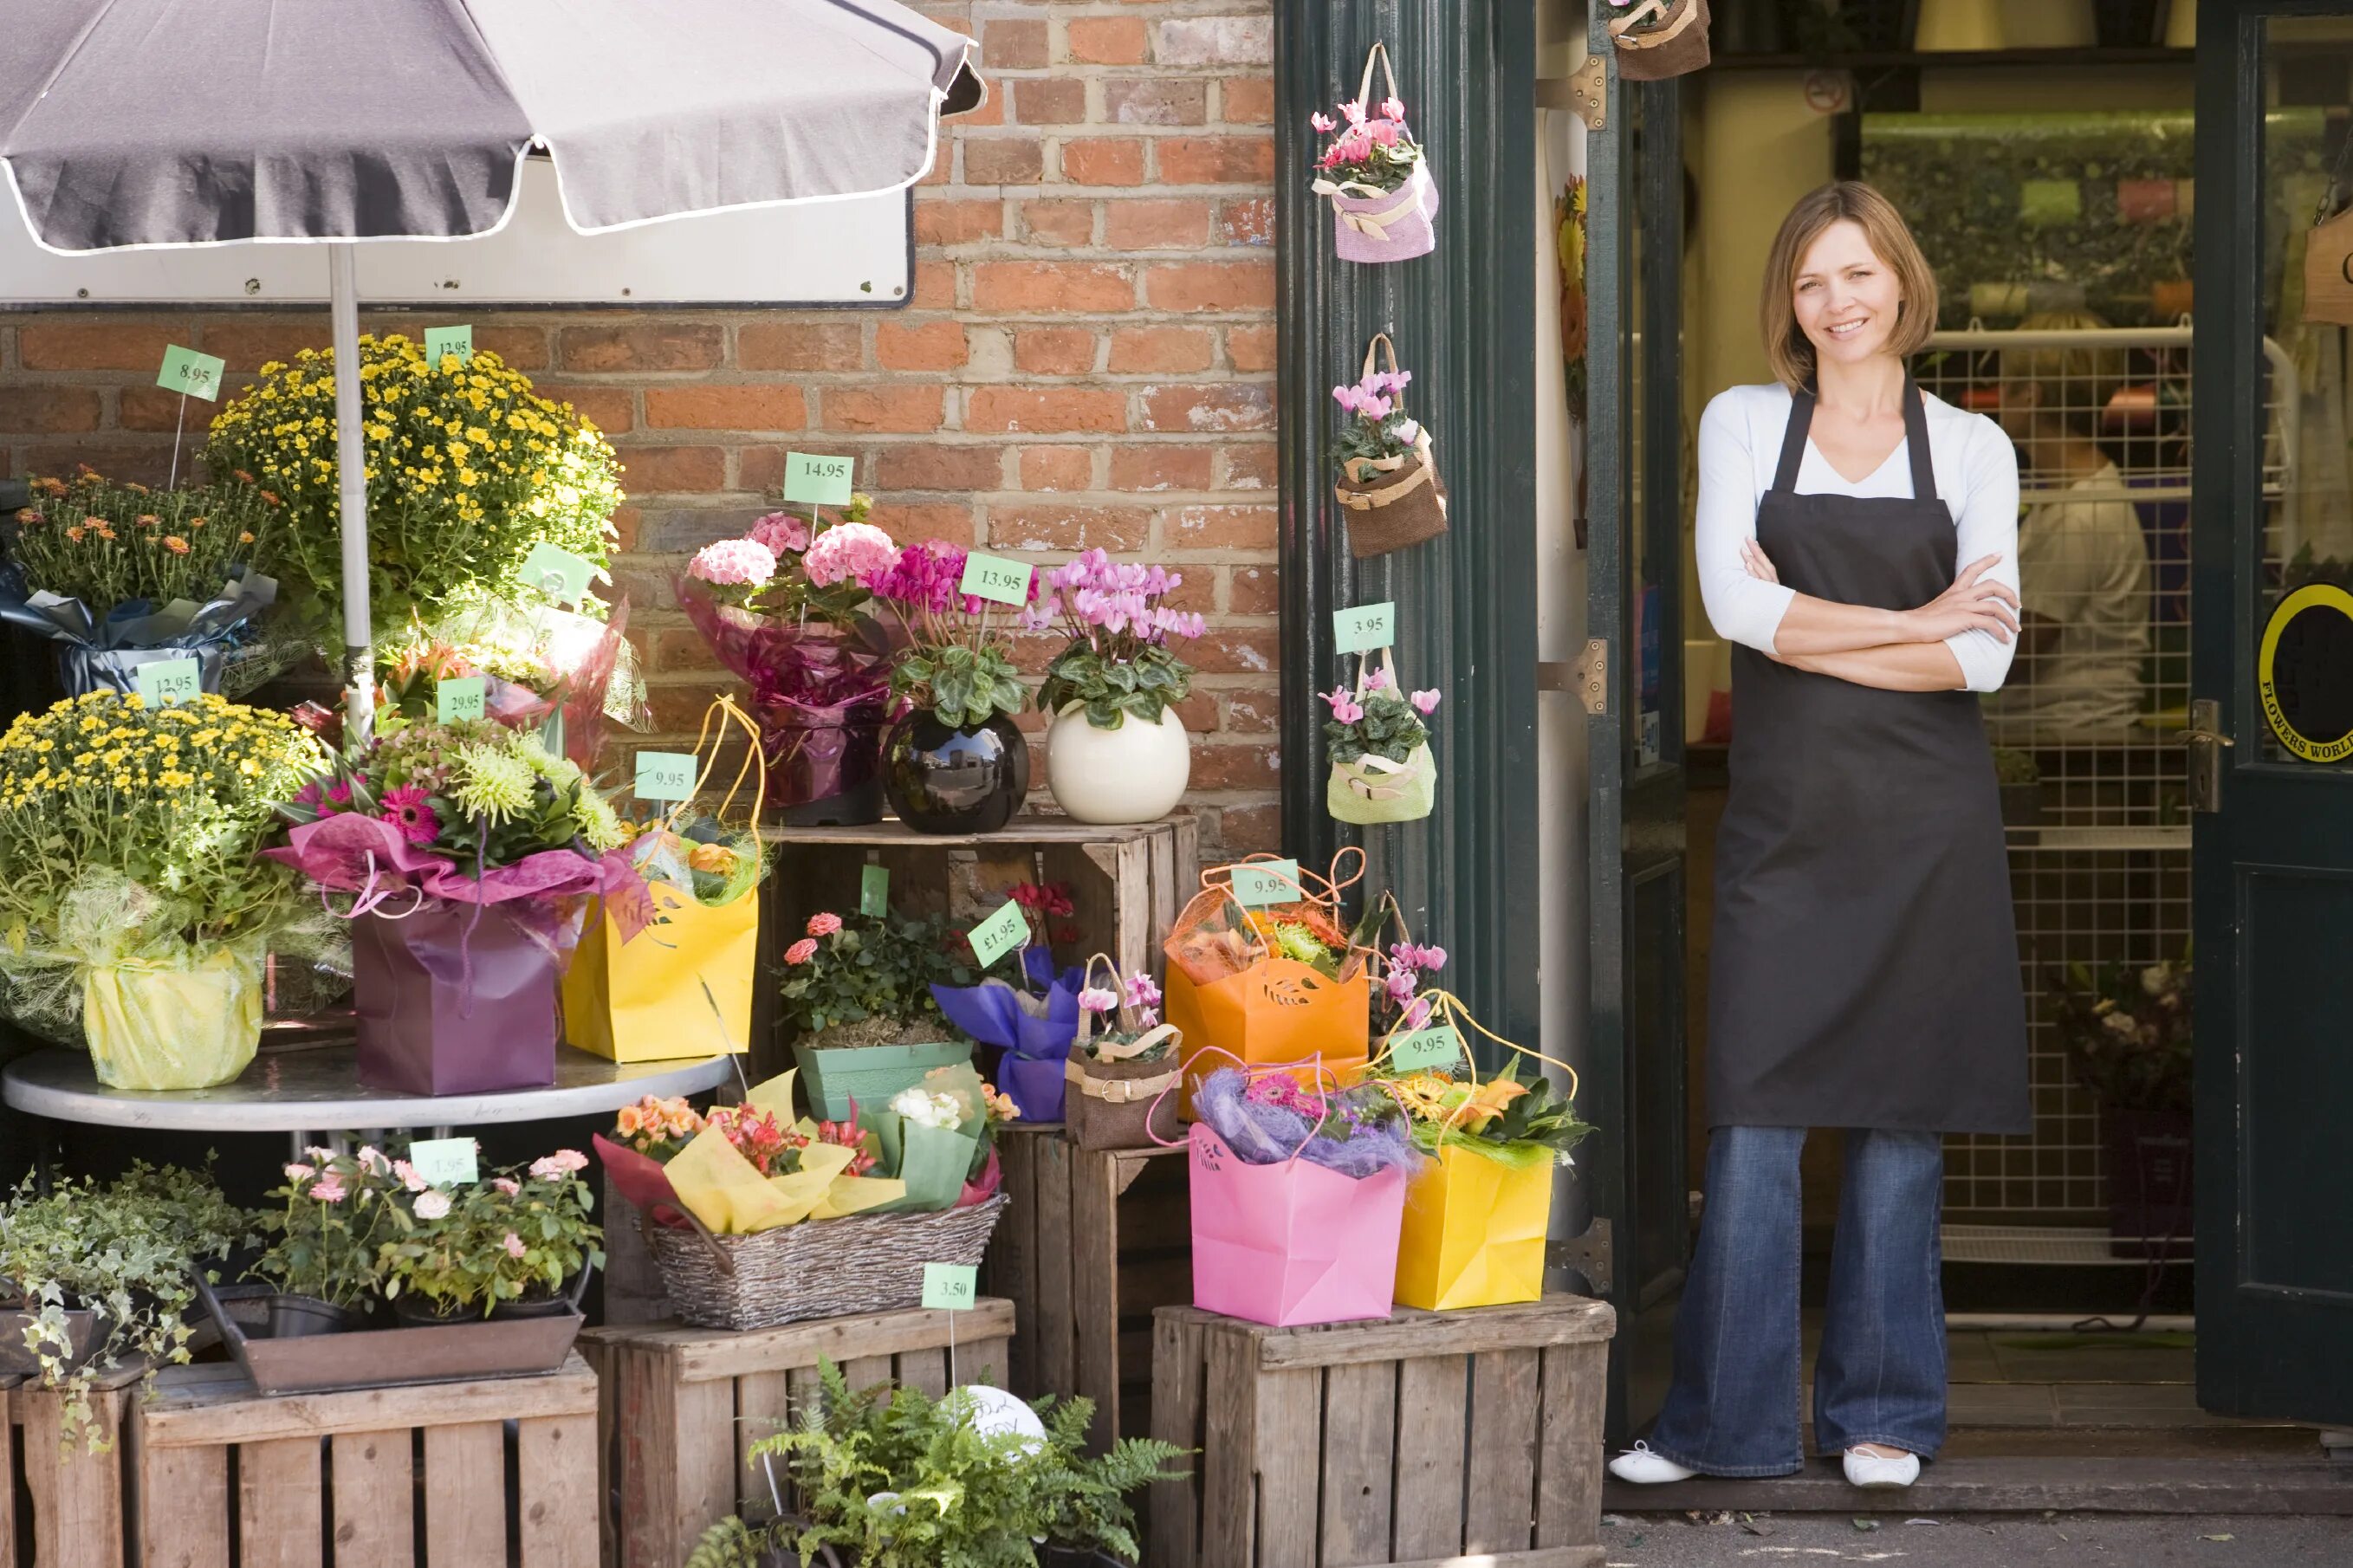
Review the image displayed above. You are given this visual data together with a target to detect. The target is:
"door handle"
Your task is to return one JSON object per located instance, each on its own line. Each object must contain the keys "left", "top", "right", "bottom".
{"left": 2186, "top": 696, "right": 2233, "bottom": 815}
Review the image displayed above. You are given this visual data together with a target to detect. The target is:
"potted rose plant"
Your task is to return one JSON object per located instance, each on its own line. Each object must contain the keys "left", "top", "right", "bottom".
{"left": 1025, "top": 549, "right": 1205, "bottom": 825}
{"left": 859, "top": 541, "right": 1035, "bottom": 834}
{"left": 783, "top": 908, "right": 978, "bottom": 1119}
{"left": 677, "top": 495, "right": 904, "bottom": 826}
{"left": 265, "top": 720, "right": 643, "bottom": 1095}
{"left": 250, "top": 1148, "right": 408, "bottom": 1336}
{"left": 2051, "top": 956, "right": 2193, "bottom": 1249}
{"left": 379, "top": 1150, "right": 602, "bottom": 1323}
{"left": 0, "top": 690, "right": 331, "bottom": 1090}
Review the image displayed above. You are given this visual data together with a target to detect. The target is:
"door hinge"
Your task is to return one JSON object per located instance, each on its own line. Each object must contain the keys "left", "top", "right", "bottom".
{"left": 1546, "top": 1217, "right": 1614, "bottom": 1297}
{"left": 2187, "top": 697, "right": 2233, "bottom": 814}
{"left": 1567, "top": 53, "right": 1608, "bottom": 132}
{"left": 1537, "top": 639, "right": 1609, "bottom": 716}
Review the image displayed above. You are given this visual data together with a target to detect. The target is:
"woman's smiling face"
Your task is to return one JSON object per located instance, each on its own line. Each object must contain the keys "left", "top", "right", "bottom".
{"left": 1792, "top": 218, "right": 1904, "bottom": 371}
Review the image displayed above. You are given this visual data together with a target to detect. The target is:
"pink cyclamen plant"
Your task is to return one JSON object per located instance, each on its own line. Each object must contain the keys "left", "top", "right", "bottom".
{"left": 1308, "top": 90, "right": 1422, "bottom": 193}
{"left": 1027, "top": 548, "right": 1205, "bottom": 731}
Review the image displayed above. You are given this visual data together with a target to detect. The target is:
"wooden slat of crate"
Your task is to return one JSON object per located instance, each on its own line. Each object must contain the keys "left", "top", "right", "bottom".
{"left": 130, "top": 1355, "right": 600, "bottom": 1568}
{"left": 1148, "top": 1298, "right": 1617, "bottom": 1568}
{"left": 9, "top": 1374, "right": 137, "bottom": 1568}
{"left": 583, "top": 1300, "right": 1015, "bottom": 1568}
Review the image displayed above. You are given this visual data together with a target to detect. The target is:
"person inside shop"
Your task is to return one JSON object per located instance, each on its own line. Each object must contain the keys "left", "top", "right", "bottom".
{"left": 1609, "top": 181, "right": 2029, "bottom": 1493}
{"left": 1982, "top": 309, "right": 2152, "bottom": 740}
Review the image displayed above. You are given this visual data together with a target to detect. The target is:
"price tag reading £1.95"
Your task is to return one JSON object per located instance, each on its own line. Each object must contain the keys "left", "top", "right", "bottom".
{"left": 966, "top": 898, "right": 1031, "bottom": 969}
{"left": 922, "top": 1263, "right": 978, "bottom": 1312}
{"left": 408, "top": 1137, "right": 480, "bottom": 1188}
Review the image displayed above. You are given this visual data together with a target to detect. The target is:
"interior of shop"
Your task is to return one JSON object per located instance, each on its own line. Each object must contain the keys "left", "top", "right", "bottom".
{"left": 1541, "top": 0, "right": 2353, "bottom": 1455}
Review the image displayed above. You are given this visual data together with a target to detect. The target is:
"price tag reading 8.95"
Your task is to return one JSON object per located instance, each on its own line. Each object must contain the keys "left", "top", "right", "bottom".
{"left": 1332, "top": 601, "right": 1396, "bottom": 654}
{"left": 958, "top": 553, "right": 1034, "bottom": 607}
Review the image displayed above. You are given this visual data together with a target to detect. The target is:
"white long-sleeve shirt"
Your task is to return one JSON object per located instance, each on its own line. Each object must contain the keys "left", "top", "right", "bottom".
{"left": 1694, "top": 382, "right": 2020, "bottom": 694}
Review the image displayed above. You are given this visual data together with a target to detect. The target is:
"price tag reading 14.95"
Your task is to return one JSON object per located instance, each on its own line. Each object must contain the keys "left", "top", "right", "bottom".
{"left": 782, "top": 452, "right": 856, "bottom": 508}
{"left": 1332, "top": 601, "right": 1395, "bottom": 654}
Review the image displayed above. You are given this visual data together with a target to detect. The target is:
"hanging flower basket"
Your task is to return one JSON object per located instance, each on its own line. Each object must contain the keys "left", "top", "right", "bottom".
{"left": 1332, "top": 334, "right": 1449, "bottom": 559}
{"left": 1308, "top": 43, "right": 1438, "bottom": 264}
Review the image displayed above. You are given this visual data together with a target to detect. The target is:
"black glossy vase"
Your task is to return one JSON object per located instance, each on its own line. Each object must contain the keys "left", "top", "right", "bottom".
{"left": 882, "top": 710, "right": 1030, "bottom": 834}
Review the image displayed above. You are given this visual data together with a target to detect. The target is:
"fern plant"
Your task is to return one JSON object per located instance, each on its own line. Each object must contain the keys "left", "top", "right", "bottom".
{"left": 733, "top": 1357, "right": 1188, "bottom": 1568}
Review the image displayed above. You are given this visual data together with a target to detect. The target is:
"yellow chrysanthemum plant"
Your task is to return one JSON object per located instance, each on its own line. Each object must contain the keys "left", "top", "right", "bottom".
{"left": 0, "top": 692, "right": 333, "bottom": 1091}
{"left": 202, "top": 334, "right": 624, "bottom": 637}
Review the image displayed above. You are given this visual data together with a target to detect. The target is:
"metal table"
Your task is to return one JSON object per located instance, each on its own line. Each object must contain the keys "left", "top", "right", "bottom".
{"left": 3, "top": 1046, "right": 739, "bottom": 1157}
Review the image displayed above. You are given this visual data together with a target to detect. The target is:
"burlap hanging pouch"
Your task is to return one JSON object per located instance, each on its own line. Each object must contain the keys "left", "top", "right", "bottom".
{"left": 1333, "top": 333, "right": 1449, "bottom": 559}
{"left": 1610, "top": 0, "right": 1712, "bottom": 82}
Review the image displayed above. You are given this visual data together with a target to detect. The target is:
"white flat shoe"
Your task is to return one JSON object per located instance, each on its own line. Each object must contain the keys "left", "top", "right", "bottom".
{"left": 1842, "top": 1447, "right": 1921, "bottom": 1488}
{"left": 1608, "top": 1442, "right": 1697, "bottom": 1484}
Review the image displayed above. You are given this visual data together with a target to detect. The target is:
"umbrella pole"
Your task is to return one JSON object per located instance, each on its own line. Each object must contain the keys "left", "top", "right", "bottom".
{"left": 328, "top": 243, "right": 375, "bottom": 745}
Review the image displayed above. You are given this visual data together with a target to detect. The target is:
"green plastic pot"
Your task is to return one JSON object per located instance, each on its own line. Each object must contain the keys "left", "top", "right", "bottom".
{"left": 793, "top": 1036, "right": 974, "bottom": 1120}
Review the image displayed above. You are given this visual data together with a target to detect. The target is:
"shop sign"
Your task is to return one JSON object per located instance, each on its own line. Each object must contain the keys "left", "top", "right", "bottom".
{"left": 2259, "top": 584, "right": 2353, "bottom": 762}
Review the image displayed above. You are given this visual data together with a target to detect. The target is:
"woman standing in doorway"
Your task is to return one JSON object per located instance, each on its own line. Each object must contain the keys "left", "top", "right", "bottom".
{"left": 1609, "top": 182, "right": 2031, "bottom": 1491}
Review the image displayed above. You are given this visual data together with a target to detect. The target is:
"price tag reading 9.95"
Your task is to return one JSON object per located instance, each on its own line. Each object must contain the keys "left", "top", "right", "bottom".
{"left": 634, "top": 751, "right": 699, "bottom": 803}
{"left": 1229, "top": 859, "right": 1302, "bottom": 908}
{"left": 958, "top": 553, "right": 1034, "bottom": 607}
{"left": 1387, "top": 1024, "right": 1466, "bottom": 1076}
{"left": 1332, "top": 601, "right": 1396, "bottom": 654}
{"left": 782, "top": 452, "right": 856, "bottom": 507}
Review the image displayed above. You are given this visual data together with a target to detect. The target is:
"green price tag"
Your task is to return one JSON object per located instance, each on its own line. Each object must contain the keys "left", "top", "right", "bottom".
{"left": 958, "top": 553, "right": 1033, "bottom": 607}
{"left": 782, "top": 451, "right": 856, "bottom": 507}
{"left": 1332, "top": 601, "right": 1396, "bottom": 655}
{"left": 1230, "top": 859, "right": 1301, "bottom": 907}
{"left": 156, "top": 345, "right": 225, "bottom": 402}
{"left": 921, "top": 1262, "right": 978, "bottom": 1312}
{"left": 635, "top": 751, "right": 698, "bottom": 802}
{"left": 133, "top": 658, "right": 202, "bottom": 706}
{"left": 435, "top": 675, "right": 486, "bottom": 724}
{"left": 424, "top": 324, "right": 475, "bottom": 367}
{"left": 1387, "top": 1025, "right": 1466, "bottom": 1075}
{"left": 520, "top": 541, "right": 597, "bottom": 606}
{"left": 408, "top": 1137, "right": 479, "bottom": 1188}
{"left": 967, "top": 898, "right": 1030, "bottom": 970}
{"left": 860, "top": 864, "right": 891, "bottom": 918}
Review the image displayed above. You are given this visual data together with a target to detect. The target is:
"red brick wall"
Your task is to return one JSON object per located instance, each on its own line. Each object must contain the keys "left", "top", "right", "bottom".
{"left": 0, "top": 0, "right": 1280, "bottom": 858}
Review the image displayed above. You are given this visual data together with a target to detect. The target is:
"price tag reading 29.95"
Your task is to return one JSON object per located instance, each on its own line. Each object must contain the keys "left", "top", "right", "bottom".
{"left": 959, "top": 553, "right": 1033, "bottom": 607}
{"left": 1332, "top": 601, "right": 1396, "bottom": 654}
{"left": 782, "top": 452, "right": 856, "bottom": 507}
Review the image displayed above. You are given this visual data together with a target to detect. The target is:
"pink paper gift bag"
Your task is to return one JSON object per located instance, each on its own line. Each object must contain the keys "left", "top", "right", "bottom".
{"left": 1188, "top": 1121, "right": 1406, "bottom": 1327}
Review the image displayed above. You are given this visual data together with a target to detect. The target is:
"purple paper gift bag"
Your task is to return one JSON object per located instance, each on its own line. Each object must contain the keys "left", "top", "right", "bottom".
{"left": 353, "top": 900, "right": 560, "bottom": 1096}
{"left": 934, "top": 955, "right": 1080, "bottom": 1122}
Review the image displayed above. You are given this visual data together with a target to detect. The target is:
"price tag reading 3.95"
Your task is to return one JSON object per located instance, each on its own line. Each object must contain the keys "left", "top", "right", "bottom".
{"left": 133, "top": 658, "right": 202, "bottom": 706}
{"left": 922, "top": 1262, "right": 979, "bottom": 1312}
{"left": 958, "top": 553, "right": 1034, "bottom": 607}
{"left": 782, "top": 452, "right": 856, "bottom": 507}
{"left": 966, "top": 898, "right": 1031, "bottom": 969}
{"left": 1332, "top": 601, "right": 1396, "bottom": 655}
{"left": 634, "top": 751, "right": 699, "bottom": 803}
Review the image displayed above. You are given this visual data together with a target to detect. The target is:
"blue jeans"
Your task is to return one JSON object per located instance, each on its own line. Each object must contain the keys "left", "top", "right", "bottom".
{"left": 1643, "top": 1125, "right": 1947, "bottom": 1476}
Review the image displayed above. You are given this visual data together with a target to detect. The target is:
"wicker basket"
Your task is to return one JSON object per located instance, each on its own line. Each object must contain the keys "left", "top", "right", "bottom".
{"left": 644, "top": 1195, "right": 1008, "bottom": 1331}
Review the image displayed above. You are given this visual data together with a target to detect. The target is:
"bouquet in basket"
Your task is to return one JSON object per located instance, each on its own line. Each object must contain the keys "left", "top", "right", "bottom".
{"left": 0, "top": 468, "right": 301, "bottom": 698}
{"left": 0, "top": 691, "right": 335, "bottom": 1090}
{"left": 263, "top": 719, "right": 646, "bottom": 1095}
{"left": 677, "top": 494, "right": 903, "bottom": 821}
{"left": 373, "top": 594, "right": 646, "bottom": 774}
{"left": 1367, "top": 989, "right": 1592, "bottom": 1312}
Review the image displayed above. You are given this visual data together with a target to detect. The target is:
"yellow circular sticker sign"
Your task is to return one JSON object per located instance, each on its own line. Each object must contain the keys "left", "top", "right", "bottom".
{"left": 2259, "top": 584, "right": 2353, "bottom": 762}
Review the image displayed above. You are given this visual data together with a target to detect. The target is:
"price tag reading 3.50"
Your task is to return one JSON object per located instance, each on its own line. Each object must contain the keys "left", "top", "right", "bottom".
{"left": 1332, "top": 601, "right": 1396, "bottom": 655}
{"left": 1230, "top": 859, "right": 1302, "bottom": 908}
{"left": 435, "top": 676, "right": 486, "bottom": 724}
{"left": 966, "top": 898, "right": 1031, "bottom": 969}
{"left": 922, "top": 1262, "right": 979, "bottom": 1312}
{"left": 859, "top": 863, "right": 891, "bottom": 918}
{"left": 782, "top": 452, "right": 857, "bottom": 507}
{"left": 133, "top": 658, "right": 202, "bottom": 706}
{"left": 157, "top": 346, "right": 225, "bottom": 403}
{"left": 424, "top": 325, "right": 475, "bottom": 367}
{"left": 1387, "top": 1024, "right": 1466, "bottom": 1075}
{"left": 958, "top": 553, "right": 1033, "bottom": 607}
{"left": 634, "top": 751, "right": 699, "bottom": 803}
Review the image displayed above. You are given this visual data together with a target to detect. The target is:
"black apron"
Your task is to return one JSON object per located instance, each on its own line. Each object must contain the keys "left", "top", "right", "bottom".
{"left": 1708, "top": 380, "right": 2030, "bottom": 1135}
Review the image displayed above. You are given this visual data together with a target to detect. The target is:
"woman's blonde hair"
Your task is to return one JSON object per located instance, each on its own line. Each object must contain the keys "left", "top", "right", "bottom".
{"left": 1760, "top": 182, "right": 1939, "bottom": 391}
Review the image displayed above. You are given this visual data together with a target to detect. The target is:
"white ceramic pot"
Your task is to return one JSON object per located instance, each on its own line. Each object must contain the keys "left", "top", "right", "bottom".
{"left": 1045, "top": 702, "right": 1191, "bottom": 825}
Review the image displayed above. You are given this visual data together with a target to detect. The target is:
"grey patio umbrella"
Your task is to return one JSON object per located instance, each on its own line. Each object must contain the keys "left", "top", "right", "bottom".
{"left": 1, "top": 0, "right": 982, "bottom": 729}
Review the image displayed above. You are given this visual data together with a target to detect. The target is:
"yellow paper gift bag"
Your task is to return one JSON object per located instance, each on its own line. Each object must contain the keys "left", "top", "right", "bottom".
{"left": 1393, "top": 1143, "right": 1555, "bottom": 1311}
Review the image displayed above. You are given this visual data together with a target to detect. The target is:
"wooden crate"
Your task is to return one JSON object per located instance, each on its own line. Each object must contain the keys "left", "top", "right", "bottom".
{"left": 0, "top": 1372, "right": 139, "bottom": 1568}
{"left": 753, "top": 815, "right": 1200, "bottom": 1074}
{"left": 1150, "top": 1297, "right": 1618, "bottom": 1568}
{"left": 128, "top": 1354, "right": 600, "bottom": 1568}
{"left": 583, "top": 1301, "right": 1014, "bottom": 1568}
{"left": 980, "top": 1127, "right": 1189, "bottom": 1451}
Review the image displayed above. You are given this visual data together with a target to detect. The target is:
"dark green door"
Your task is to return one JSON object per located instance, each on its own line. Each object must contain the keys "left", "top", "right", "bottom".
{"left": 1578, "top": 25, "right": 1690, "bottom": 1440}
{"left": 2191, "top": 0, "right": 2353, "bottom": 1425}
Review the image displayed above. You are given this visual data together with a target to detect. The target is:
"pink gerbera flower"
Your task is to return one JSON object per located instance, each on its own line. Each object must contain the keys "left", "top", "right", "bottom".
{"left": 379, "top": 785, "right": 440, "bottom": 846}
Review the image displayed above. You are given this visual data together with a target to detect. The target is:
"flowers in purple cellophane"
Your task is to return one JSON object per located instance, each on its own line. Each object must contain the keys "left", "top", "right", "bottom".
{"left": 1193, "top": 1066, "right": 1425, "bottom": 1179}
{"left": 1027, "top": 548, "right": 1208, "bottom": 730}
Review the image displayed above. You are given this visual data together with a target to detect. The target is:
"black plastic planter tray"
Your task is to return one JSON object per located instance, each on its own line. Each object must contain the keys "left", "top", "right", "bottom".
{"left": 191, "top": 1271, "right": 585, "bottom": 1396}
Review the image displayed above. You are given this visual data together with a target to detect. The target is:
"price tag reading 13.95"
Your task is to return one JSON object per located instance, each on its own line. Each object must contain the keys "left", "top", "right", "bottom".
{"left": 959, "top": 553, "right": 1033, "bottom": 607}
{"left": 1332, "top": 601, "right": 1396, "bottom": 655}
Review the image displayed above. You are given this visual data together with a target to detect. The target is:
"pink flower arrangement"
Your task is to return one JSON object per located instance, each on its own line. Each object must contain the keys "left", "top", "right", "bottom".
{"left": 748, "top": 510, "right": 811, "bottom": 555}
{"left": 1308, "top": 89, "right": 1420, "bottom": 192}
{"left": 785, "top": 936, "right": 820, "bottom": 964}
{"left": 804, "top": 521, "right": 899, "bottom": 588}
{"left": 688, "top": 537, "right": 778, "bottom": 589}
{"left": 674, "top": 492, "right": 886, "bottom": 630}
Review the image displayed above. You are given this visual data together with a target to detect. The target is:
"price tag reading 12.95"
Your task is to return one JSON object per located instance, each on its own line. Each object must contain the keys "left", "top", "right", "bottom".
{"left": 922, "top": 1262, "right": 978, "bottom": 1312}
{"left": 782, "top": 452, "right": 856, "bottom": 507}
{"left": 133, "top": 658, "right": 202, "bottom": 706}
{"left": 966, "top": 898, "right": 1030, "bottom": 969}
{"left": 1332, "top": 601, "right": 1395, "bottom": 654}
{"left": 634, "top": 751, "right": 699, "bottom": 803}
{"left": 424, "top": 324, "right": 475, "bottom": 367}
{"left": 1387, "top": 1024, "right": 1466, "bottom": 1075}
{"left": 959, "top": 552, "right": 1033, "bottom": 607}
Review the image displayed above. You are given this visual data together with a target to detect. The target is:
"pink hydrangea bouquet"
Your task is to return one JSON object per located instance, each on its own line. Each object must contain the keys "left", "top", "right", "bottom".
{"left": 1024, "top": 548, "right": 1207, "bottom": 732}
{"left": 683, "top": 493, "right": 895, "bottom": 628}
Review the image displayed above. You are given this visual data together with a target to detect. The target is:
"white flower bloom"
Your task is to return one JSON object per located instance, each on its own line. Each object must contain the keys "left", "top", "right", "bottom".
{"left": 413, "top": 1189, "right": 451, "bottom": 1221}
